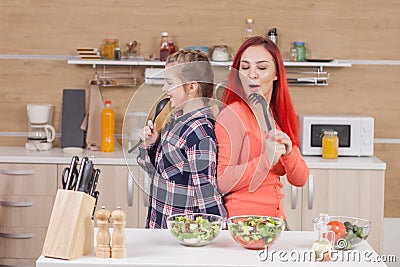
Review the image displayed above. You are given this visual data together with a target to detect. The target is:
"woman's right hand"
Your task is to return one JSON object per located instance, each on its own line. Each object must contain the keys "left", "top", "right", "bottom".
{"left": 265, "top": 130, "right": 286, "bottom": 166}
{"left": 265, "top": 129, "right": 292, "bottom": 166}
{"left": 139, "top": 120, "right": 159, "bottom": 146}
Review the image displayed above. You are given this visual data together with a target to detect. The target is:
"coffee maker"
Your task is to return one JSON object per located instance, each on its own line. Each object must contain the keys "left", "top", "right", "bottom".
{"left": 26, "top": 103, "right": 56, "bottom": 151}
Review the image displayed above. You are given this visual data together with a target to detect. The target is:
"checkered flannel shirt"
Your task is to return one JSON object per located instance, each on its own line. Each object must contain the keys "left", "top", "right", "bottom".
{"left": 137, "top": 107, "right": 227, "bottom": 229}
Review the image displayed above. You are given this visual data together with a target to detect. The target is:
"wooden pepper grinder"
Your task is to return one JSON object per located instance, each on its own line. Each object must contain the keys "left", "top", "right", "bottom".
{"left": 95, "top": 206, "right": 111, "bottom": 258}
{"left": 111, "top": 207, "right": 126, "bottom": 258}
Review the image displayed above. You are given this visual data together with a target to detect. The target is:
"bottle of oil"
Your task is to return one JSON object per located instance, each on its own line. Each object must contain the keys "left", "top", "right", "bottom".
{"left": 101, "top": 100, "right": 115, "bottom": 152}
{"left": 243, "top": 18, "right": 255, "bottom": 41}
{"left": 312, "top": 213, "right": 334, "bottom": 262}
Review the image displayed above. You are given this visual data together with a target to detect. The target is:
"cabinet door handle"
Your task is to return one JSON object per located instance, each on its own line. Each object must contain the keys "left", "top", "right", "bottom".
{"left": 291, "top": 185, "right": 297, "bottom": 209}
{"left": 0, "top": 232, "right": 34, "bottom": 239}
{"left": 0, "top": 169, "right": 35, "bottom": 175}
{"left": 127, "top": 172, "right": 133, "bottom": 207}
{"left": 308, "top": 174, "right": 314, "bottom": 210}
{"left": 0, "top": 201, "right": 34, "bottom": 207}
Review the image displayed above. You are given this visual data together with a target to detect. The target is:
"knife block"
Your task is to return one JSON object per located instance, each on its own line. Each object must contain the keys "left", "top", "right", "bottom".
{"left": 42, "top": 189, "right": 96, "bottom": 260}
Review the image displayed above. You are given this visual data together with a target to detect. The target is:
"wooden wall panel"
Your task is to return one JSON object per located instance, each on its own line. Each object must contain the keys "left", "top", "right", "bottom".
{"left": 291, "top": 65, "right": 400, "bottom": 139}
{"left": 0, "top": 0, "right": 399, "bottom": 216}
{"left": 1, "top": 0, "right": 399, "bottom": 57}
{"left": 375, "top": 144, "right": 400, "bottom": 218}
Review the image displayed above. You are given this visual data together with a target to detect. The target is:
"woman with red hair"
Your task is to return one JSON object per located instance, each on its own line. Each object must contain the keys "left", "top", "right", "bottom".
{"left": 215, "top": 36, "right": 309, "bottom": 222}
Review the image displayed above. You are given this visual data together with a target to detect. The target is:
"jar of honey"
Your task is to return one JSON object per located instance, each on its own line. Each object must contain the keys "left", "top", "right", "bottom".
{"left": 103, "top": 38, "right": 119, "bottom": 60}
{"left": 322, "top": 130, "right": 338, "bottom": 159}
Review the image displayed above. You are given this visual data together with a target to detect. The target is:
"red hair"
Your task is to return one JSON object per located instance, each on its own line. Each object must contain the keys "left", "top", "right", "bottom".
{"left": 221, "top": 36, "right": 299, "bottom": 146}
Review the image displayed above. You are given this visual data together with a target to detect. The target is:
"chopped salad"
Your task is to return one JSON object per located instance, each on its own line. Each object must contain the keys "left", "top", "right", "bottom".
{"left": 228, "top": 216, "right": 284, "bottom": 249}
{"left": 168, "top": 215, "right": 222, "bottom": 246}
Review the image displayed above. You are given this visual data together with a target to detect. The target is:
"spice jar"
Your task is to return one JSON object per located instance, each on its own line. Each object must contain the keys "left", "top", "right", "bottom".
{"left": 322, "top": 130, "right": 338, "bottom": 159}
{"left": 290, "top": 47, "right": 298, "bottom": 62}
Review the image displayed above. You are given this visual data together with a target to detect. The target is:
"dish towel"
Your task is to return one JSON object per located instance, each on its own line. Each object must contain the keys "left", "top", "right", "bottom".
{"left": 81, "top": 83, "right": 104, "bottom": 150}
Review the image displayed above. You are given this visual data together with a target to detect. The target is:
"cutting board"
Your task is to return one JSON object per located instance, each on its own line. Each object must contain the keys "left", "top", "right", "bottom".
{"left": 61, "top": 89, "right": 85, "bottom": 148}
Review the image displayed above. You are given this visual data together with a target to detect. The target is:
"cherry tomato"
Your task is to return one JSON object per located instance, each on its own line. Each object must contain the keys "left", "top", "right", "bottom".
{"left": 327, "top": 220, "right": 346, "bottom": 241}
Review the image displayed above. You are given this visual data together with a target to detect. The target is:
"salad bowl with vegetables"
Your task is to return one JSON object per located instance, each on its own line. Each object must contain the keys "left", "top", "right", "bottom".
{"left": 327, "top": 216, "right": 371, "bottom": 250}
{"left": 167, "top": 213, "right": 223, "bottom": 247}
{"left": 228, "top": 215, "right": 285, "bottom": 250}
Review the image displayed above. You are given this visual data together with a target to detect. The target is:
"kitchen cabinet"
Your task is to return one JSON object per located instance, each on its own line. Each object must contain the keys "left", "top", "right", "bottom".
{"left": 0, "top": 163, "right": 57, "bottom": 267}
{"left": 281, "top": 168, "right": 384, "bottom": 254}
{"left": 56, "top": 164, "right": 148, "bottom": 228}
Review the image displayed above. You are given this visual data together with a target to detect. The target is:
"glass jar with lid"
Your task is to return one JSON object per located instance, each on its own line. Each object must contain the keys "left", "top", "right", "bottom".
{"left": 322, "top": 130, "right": 338, "bottom": 159}
{"left": 293, "top": 41, "right": 307, "bottom": 62}
{"left": 212, "top": 45, "right": 229, "bottom": 61}
{"left": 103, "top": 38, "right": 119, "bottom": 60}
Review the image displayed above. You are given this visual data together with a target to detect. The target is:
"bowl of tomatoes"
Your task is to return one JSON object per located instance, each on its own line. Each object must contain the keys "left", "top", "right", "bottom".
{"left": 326, "top": 216, "right": 371, "bottom": 250}
{"left": 228, "top": 215, "right": 285, "bottom": 250}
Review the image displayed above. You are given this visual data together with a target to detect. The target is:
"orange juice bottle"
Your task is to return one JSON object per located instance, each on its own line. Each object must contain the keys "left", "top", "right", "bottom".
{"left": 322, "top": 130, "right": 338, "bottom": 159}
{"left": 101, "top": 100, "right": 115, "bottom": 152}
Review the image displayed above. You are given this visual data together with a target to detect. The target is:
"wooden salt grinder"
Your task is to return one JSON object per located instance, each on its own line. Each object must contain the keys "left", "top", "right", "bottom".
{"left": 95, "top": 206, "right": 111, "bottom": 258}
{"left": 111, "top": 207, "right": 126, "bottom": 258}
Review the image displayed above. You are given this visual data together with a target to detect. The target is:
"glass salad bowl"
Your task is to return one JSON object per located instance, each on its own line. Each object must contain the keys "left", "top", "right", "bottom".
{"left": 228, "top": 215, "right": 285, "bottom": 250}
{"left": 167, "top": 213, "right": 223, "bottom": 247}
{"left": 327, "top": 216, "right": 371, "bottom": 250}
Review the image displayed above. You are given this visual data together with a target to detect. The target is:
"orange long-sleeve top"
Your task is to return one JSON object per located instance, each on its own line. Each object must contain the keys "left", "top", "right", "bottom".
{"left": 215, "top": 101, "right": 309, "bottom": 219}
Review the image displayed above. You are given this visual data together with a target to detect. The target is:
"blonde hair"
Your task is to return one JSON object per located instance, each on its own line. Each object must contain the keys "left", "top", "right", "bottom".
{"left": 166, "top": 50, "right": 214, "bottom": 98}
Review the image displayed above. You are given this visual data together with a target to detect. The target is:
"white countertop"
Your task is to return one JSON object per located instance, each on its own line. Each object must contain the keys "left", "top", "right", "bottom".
{"left": 0, "top": 146, "right": 135, "bottom": 165}
{"left": 0, "top": 146, "right": 386, "bottom": 170}
{"left": 36, "top": 228, "right": 386, "bottom": 267}
{"left": 303, "top": 155, "right": 386, "bottom": 170}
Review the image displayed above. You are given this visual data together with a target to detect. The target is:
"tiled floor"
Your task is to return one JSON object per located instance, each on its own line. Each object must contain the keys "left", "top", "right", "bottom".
{"left": 383, "top": 218, "right": 400, "bottom": 266}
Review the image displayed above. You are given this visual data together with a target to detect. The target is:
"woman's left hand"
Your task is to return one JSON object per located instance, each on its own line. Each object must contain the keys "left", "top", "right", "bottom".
{"left": 269, "top": 130, "right": 292, "bottom": 156}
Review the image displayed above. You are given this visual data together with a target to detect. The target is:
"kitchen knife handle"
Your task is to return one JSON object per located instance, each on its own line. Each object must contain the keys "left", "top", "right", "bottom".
{"left": 89, "top": 169, "right": 100, "bottom": 196}
{"left": 77, "top": 160, "right": 93, "bottom": 193}
{"left": 65, "top": 156, "right": 79, "bottom": 190}
{"left": 75, "top": 157, "right": 89, "bottom": 191}
{"left": 91, "top": 191, "right": 100, "bottom": 220}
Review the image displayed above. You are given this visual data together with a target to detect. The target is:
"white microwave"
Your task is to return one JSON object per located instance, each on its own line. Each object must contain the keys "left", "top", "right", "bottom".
{"left": 299, "top": 115, "right": 374, "bottom": 156}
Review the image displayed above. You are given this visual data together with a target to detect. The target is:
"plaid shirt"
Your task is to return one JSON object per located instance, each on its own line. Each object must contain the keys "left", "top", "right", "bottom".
{"left": 137, "top": 107, "right": 227, "bottom": 229}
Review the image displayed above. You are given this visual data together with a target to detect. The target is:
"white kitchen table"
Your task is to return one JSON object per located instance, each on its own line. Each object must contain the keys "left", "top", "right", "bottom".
{"left": 36, "top": 228, "right": 387, "bottom": 267}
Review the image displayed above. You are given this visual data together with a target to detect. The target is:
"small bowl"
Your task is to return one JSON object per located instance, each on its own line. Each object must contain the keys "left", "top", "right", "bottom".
{"left": 228, "top": 215, "right": 285, "bottom": 250}
{"left": 167, "top": 213, "right": 223, "bottom": 247}
{"left": 328, "top": 216, "right": 371, "bottom": 250}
